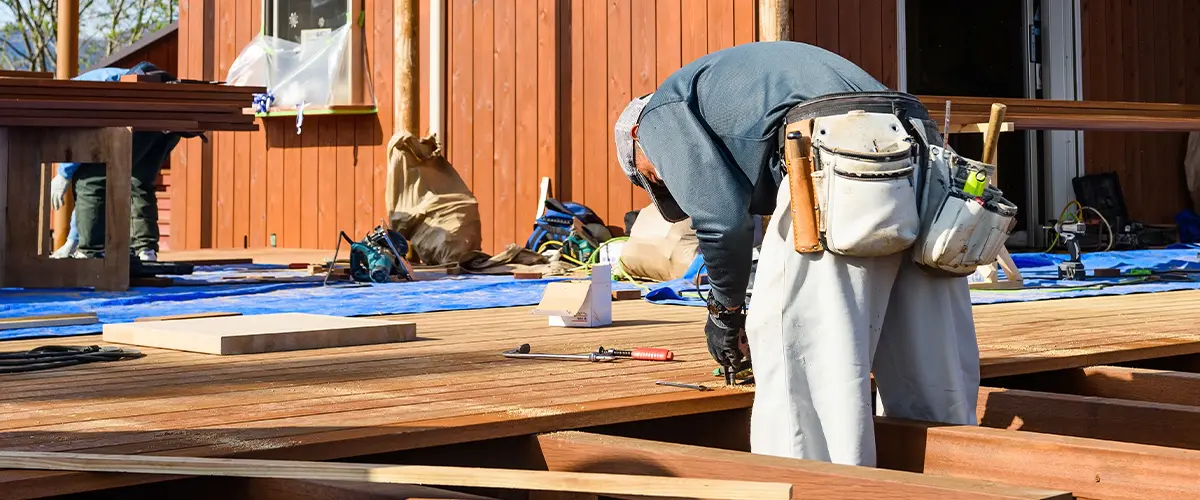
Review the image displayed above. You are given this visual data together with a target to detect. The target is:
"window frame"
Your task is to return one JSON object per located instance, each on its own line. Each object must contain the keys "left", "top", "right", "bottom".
{"left": 257, "top": 0, "right": 371, "bottom": 113}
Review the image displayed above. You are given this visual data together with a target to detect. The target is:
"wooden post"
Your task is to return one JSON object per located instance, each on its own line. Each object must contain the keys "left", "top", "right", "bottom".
{"left": 758, "top": 0, "right": 792, "bottom": 42}
{"left": 394, "top": 0, "right": 419, "bottom": 134}
{"left": 52, "top": 0, "right": 80, "bottom": 252}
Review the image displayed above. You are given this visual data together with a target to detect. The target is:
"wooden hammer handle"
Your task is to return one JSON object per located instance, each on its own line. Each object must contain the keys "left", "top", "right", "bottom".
{"left": 981, "top": 103, "right": 1007, "bottom": 166}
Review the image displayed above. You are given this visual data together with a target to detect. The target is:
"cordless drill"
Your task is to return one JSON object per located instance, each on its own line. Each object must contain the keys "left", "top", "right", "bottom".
{"left": 1055, "top": 221, "right": 1087, "bottom": 280}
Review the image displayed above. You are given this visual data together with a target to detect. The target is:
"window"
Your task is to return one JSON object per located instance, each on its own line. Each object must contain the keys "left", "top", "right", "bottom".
{"left": 258, "top": 0, "right": 371, "bottom": 111}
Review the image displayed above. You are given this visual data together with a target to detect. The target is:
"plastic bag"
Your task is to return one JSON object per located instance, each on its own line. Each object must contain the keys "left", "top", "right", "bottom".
{"left": 226, "top": 24, "right": 373, "bottom": 109}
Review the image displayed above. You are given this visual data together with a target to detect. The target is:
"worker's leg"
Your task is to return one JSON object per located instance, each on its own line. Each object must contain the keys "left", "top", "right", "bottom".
{"left": 129, "top": 132, "right": 179, "bottom": 257}
{"left": 745, "top": 174, "right": 902, "bottom": 466}
{"left": 72, "top": 163, "right": 108, "bottom": 258}
{"left": 873, "top": 259, "right": 980, "bottom": 424}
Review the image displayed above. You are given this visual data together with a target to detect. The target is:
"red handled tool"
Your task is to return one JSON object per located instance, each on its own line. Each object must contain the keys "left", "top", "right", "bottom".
{"left": 596, "top": 346, "right": 674, "bottom": 361}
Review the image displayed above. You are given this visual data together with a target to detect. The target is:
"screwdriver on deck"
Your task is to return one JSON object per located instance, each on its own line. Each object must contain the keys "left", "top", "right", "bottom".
{"left": 595, "top": 346, "right": 674, "bottom": 361}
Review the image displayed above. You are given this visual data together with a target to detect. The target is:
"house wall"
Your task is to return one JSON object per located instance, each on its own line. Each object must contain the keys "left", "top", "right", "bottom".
{"left": 1079, "top": 0, "right": 1198, "bottom": 224}
{"left": 172, "top": 0, "right": 900, "bottom": 253}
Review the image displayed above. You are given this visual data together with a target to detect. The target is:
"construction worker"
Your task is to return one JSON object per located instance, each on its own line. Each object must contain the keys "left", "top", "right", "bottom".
{"left": 613, "top": 41, "right": 981, "bottom": 467}
{"left": 49, "top": 62, "right": 194, "bottom": 261}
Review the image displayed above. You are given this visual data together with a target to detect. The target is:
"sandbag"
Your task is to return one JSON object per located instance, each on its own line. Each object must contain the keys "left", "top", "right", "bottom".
{"left": 619, "top": 204, "right": 699, "bottom": 282}
{"left": 385, "top": 132, "right": 483, "bottom": 265}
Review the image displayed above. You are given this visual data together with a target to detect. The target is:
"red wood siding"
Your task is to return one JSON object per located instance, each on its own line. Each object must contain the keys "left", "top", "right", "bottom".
{"left": 175, "top": 0, "right": 899, "bottom": 253}
{"left": 1080, "top": 0, "right": 1196, "bottom": 224}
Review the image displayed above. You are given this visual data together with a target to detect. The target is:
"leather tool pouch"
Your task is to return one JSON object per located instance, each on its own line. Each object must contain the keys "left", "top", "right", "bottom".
{"left": 781, "top": 92, "right": 924, "bottom": 257}
{"left": 911, "top": 146, "right": 1019, "bottom": 276}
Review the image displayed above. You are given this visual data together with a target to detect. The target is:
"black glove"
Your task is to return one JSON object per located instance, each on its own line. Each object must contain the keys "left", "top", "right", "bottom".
{"left": 704, "top": 294, "right": 749, "bottom": 371}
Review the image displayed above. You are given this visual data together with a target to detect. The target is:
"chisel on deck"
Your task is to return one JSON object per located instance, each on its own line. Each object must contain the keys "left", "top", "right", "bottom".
{"left": 502, "top": 344, "right": 617, "bottom": 362}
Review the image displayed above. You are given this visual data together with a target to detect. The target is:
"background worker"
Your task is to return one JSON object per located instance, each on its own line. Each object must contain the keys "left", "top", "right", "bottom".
{"left": 50, "top": 62, "right": 195, "bottom": 261}
{"left": 613, "top": 41, "right": 980, "bottom": 467}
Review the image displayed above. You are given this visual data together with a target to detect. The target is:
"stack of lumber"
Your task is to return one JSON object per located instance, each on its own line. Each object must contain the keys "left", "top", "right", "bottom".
{"left": 0, "top": 78, "right": 265, "bottom": 132}
{"left": 919, "top": 95, "right": 1200, "bottom": 132}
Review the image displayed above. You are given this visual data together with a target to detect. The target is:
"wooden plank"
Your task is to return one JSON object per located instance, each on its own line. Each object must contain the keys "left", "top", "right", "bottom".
{"left": 335, "top": 117, "right": 356, "bottom": 239}
{"left": 877, "top": 418, "right": 1200, "bottom": 500}
{"left": 582, "top": 0, "right": 608, "bottom": 217}
{"left": 537, "top": 431, "right": 1071, "bottom": 500}
{"left": 0, "top": 127, "right": 7, "bottom": 285}
{"left": 814, "top": 0, "right": 838, "bottom": 54}
{"left": 102, "top": 313, "right": 416, "bottom": 355}
{"left": 734, "top": 0, "right": 755, "bottom": 45}
{"left": 0, "top": 451, "right": 792, "bottom": 500}
{"left": 655, "top": 0, "right": 682, "bottom": 84}
{"left": 217, "top": 477, "right": 499, "bottom": 500}
{"left": 680, "top": 0, "right": 708, "bottom": 65}
{"left": 977, "top": 386, "right": 1200, "bottom": 451}
{"left": 536, "top": 0, "right": 560, "bottom": 216}
{"left": 134, "top": 312, "right": 243, "bottom": 323}
{"left": 515, "top": 0, "right": 539, "bottom": 244}
{"left": 629, "top": 0, "right": 655, "bottom": 209}
{"left": 372, "top": 0, "right": 394, "bottom": 233}
{"left": 494, "top": 0, "right": 517, "bottom": 252}
{"left": 449, "top": 0, "right": 474, "bottom": 190}
{"left": 837, "top": 0, "right": 861, "bottom": 68}
{"left": 568, "top": 0, "right": 585, "bottom": 201}
{"left": 316, "top": 119, "right": 338, "bottom": 248}
{"left": 707, "top": 0, "right": 734, "bottom": 52}
{"left": 164, "top": 258, "right": 252, "bottom": 266}
{"left": 0, "top": 313, "right": 98, "bottom": 331}
{"left": 607, "top": 0, "right": 633, "bottom": 228}
{"left": 988, "top": 365, "right": 1200, "bottom": 410}
{"left": 880, "top": 0, "right": 899, "bottom": 91}
{"left": 793, "top": 0, "right": 818, "bottom": 45}
{"left": 473, "top": 0, "right": 496, "bottom": 253}
{"left": 859, "top": 0, "right": 884, "bottom": 83}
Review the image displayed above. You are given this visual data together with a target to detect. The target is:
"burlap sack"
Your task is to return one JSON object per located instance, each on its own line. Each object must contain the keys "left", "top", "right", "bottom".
{"left": 1187, "top": 132, "right": 1200, "bottom": 213}
{"left": 385, "top": 132, "right": 483, "bottom": 265}
{"left": 619, "top": 204, "right": 699, "bottom": 281}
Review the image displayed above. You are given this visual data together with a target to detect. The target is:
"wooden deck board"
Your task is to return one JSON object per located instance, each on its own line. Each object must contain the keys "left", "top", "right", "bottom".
{"left": 1, "top": 290, "right": 1199, "bottom": 496}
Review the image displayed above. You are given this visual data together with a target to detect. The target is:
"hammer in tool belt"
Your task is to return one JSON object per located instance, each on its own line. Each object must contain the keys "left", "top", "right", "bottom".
{"left": 783, "top": 119, "right": 824, "bottom": 254}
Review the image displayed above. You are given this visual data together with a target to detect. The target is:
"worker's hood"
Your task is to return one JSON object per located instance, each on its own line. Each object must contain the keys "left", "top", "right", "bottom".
{"left": 614, "top": 94, "right": 689, "bottom": 222}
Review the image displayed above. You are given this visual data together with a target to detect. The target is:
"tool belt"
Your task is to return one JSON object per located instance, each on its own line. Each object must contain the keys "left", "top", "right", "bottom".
{"left": 779, "top": 92, "right": 1017, "bottom": 274}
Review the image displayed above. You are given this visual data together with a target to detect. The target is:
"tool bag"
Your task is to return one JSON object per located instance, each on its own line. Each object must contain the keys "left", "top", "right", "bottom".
{"left": 525, "top": 199, "right": 610, "bottom": 255}
{"left": 780, "top": 92, "right": 924, "bottom": 257}
{"left": 910, "top": 144, "right": 1018, "bottom": 276}
{"left": 780, "top": 92, "right": 1018, "bottom": 275}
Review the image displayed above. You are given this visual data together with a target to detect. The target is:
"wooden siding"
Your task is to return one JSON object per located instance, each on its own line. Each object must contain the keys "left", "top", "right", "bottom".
{"left": 1079, "top": 0, "right": 1197, "bottom": 224}
{"left": 174, "top": 0, "right": 899, "bottom": 253}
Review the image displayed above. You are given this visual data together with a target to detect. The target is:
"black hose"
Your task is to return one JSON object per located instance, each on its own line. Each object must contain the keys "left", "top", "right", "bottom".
{"left": 0, "top": 345, "right": 144, "bottom": 374}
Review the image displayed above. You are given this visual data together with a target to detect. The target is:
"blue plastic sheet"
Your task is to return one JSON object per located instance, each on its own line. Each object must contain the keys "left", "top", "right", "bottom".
{"left": 0, "top": 266, "right": 641, "bottom": 341}
{"left": 646, "top": 249, "right": 1200, "bottom": 308}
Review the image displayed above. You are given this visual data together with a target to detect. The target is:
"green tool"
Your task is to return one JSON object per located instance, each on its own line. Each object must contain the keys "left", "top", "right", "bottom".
{"left": 963, "top": 170, "right": 988, "bottom": 197}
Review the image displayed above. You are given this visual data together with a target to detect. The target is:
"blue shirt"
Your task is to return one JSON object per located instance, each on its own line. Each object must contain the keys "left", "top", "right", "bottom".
{"left": 636, "top": 42, "right": 888, "bottom": 307}
{"left": 56, "top": 67, "right": 131, "bottom": 179}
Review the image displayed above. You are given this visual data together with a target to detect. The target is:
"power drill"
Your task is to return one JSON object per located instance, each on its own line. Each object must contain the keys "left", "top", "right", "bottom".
{"left": 1054, "top": 221, "right": 1087, "bottom": 280}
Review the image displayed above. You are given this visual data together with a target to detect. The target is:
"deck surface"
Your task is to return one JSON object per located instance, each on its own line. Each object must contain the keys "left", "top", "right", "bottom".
{"left": 1, "top": 290, "right": 1199, "bottom": 497}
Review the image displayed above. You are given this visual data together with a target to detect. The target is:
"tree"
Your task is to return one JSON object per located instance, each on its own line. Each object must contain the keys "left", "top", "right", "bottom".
{"left": 0, "top": 0, "right": 177, "bottom": 73}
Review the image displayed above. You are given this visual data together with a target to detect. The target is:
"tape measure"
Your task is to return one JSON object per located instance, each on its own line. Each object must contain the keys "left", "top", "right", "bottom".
{"left": 963, "top": 170, "right": 988, "bottom": 197}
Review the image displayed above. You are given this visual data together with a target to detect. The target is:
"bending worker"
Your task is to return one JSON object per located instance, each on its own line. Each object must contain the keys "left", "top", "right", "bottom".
{"left": 614, "top": 41, "right": 996, "bottom": 466}
{"left": 49, "top": 62, "right": 196, "bottom": 261}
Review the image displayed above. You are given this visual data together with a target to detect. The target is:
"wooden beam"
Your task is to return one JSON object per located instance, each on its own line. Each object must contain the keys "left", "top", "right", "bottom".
{"left": 394, "top": 0, "right": 419, "bottom": 134}
{"left": 986, "top": 366, "right": 1200, "bottom": 408}
{"left": 52, "top": 0, "right": 80, "bottom": 251}
{"left": 0, "top": 313, "right": 98, "bottom": 331}
{"left": 877, "top": 418, "right": 1200, "bottom": 500}
{"left": 0, "top": 451, "right": 794, "bottom": 500}
{"left": 977, "top": 386, "right": 1200, "bottom": 451}
{"left": 758, "top": 0, "right": 792, "bottom": 42}
{"left": 536, "top": 431, "right": 1071, "bottom": 500}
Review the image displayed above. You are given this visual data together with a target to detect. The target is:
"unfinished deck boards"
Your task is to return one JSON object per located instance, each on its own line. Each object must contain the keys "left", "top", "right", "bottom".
{"left": 0, "top": 290, "right": 1199, "bottom": 496}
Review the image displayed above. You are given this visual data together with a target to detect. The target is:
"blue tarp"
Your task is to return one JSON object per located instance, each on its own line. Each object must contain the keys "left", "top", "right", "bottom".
{"left": 1, "top": 248, "right": 1196, "bottom": 341}
{"left": 0, "top": 265, "right": 641, "bottom": 341}
{"left": 646, "top": 248, "right": 1200, "bottom": 307}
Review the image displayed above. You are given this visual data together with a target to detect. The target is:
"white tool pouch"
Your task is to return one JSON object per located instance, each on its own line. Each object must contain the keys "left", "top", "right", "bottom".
{"left": 912, "top": 147, "right": 1019, "bottom": 276}
{"left": 811, "top": 111, "right": 922, "bottom": 257}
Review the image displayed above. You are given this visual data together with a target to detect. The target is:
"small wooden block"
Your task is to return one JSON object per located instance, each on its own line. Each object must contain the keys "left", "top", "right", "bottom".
{"left": 307, "top": 264, "right": 326, "bottom": 275}
{"left": 135, "top": 312, "right": 243, "bottom": 322}
{"left": 445, "top": 266, "right": 463, "bottom": 276}
{"left": 1093, "top": 268, "right": 1121, "bottom": 277}
{"left": 514, "top": 272, "right": 543, "bottom": 280}
{"left": 612, "top": 289, "right": 642, "bottom": 301}
{"left": 288, "top": 263, "right": 310, "bottom": 269}
{"left": 102, "top": 313, "right": 417, "bottom": 355}
{"left": 0, "top": 313, "right": 98, "bottom": 331}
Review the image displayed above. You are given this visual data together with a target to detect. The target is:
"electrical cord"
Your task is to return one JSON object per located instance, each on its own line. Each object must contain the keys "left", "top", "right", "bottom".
{"left": 0, "top": 345, "right": 145, "bottom": 374}
{"left": 1045, "top": 200, "right": 1115, "bottom": 253}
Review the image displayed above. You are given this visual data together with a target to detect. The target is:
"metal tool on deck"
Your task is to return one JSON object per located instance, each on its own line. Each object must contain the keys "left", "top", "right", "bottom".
{"left": 503, "top": 344, "right": 617, "bottom": 362}
{"left": 1052, "top": 220, "right": 1087, "bottom": 280}
{"left": 595, "top": 346, "right": 674, "bottom": 361}
{"left": 655, "top": 381, "right": 711, "bottom": 391}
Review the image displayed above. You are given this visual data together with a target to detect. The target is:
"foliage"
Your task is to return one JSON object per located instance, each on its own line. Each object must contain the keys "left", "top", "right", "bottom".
{"left": 0, "top": 0, "right": 178, "bottom": 73}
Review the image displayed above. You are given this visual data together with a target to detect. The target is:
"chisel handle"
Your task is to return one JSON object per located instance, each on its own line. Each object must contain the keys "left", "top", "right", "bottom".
{"left": 627, "top": 348, "right": 674, "bottom": 361}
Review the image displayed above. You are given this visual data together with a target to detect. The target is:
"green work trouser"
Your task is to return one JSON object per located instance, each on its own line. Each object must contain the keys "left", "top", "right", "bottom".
{"left": 73, "top": 132, "right": 182, "bottom": 257}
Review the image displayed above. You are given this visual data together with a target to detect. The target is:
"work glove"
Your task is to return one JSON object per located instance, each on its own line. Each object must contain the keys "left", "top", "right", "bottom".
{"left": 704, "top": 293, "right": 750, "bottom": 372}
{"left": 50, "top": 175, "right": 70, "bottom": 211}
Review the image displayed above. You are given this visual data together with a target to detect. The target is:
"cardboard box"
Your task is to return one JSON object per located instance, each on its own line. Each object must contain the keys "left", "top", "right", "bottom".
{"left": 531, "top": 264, "right": 612, "bottom": 327}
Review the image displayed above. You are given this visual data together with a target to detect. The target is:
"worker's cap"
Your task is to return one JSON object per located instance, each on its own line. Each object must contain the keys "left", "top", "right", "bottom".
{"left": 614, "top": 94, "right": 688, "bottom": 223}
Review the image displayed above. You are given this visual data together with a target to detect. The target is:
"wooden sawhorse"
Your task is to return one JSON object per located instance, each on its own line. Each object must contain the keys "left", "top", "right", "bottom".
{"left": 1, "top": 127, "right": 133, "bottom": 291}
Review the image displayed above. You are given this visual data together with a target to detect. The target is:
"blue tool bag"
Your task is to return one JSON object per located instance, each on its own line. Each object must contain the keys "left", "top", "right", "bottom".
{"left": 525, "top": 199, "right": 606, "bottom": 253}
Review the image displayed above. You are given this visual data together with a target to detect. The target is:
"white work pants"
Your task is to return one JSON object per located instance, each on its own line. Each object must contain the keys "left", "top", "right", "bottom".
{"left": 745, "top": 174, "right": 980, "bottom": 467}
